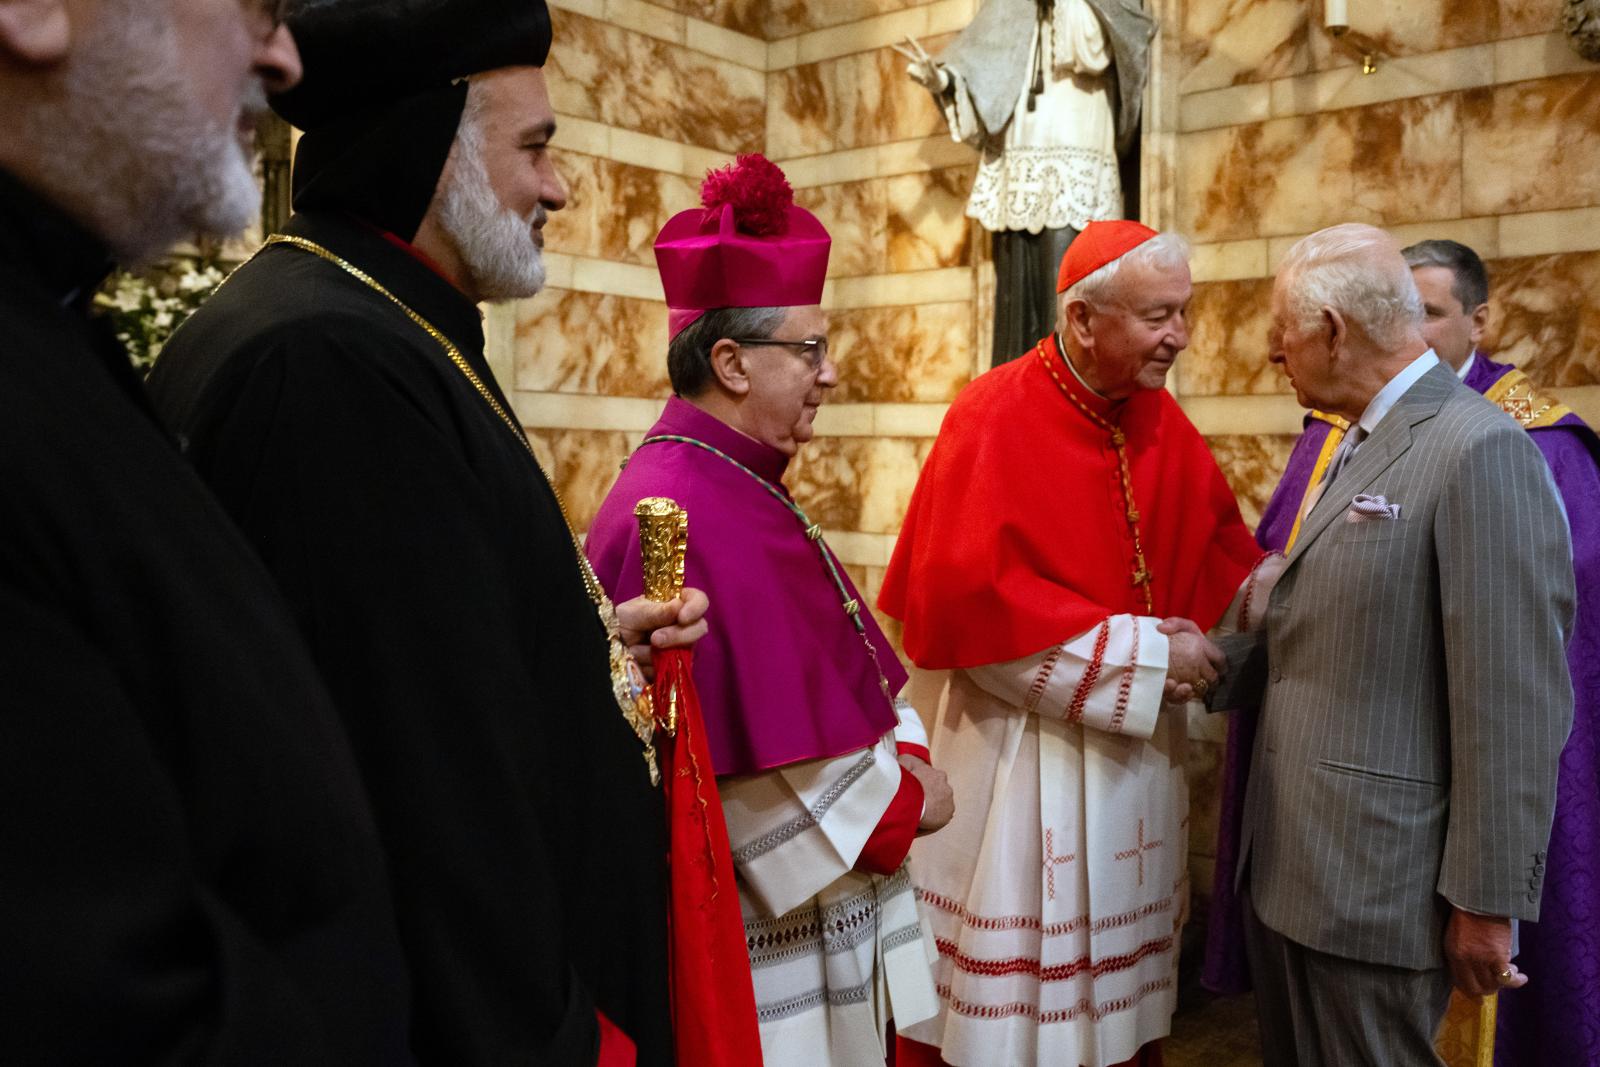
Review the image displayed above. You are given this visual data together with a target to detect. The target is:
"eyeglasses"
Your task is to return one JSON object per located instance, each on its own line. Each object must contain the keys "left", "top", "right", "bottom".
{"left": 732, "top": 337, "right": 830, "bottom": 371}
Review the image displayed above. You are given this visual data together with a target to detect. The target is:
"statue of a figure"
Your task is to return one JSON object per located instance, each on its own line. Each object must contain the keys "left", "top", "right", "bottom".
{"left": 896, "top": 0, "right": 1155, "bottom": 366}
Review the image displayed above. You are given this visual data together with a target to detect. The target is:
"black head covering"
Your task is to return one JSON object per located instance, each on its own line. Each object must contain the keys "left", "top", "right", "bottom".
{"left": 274, "top": 0, "right": 552, "bottom": 241}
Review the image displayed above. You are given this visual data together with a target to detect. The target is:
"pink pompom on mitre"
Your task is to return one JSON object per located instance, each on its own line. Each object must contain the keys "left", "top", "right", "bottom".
{"left": 699, "top": 154, "right": 794, "bottom": 236}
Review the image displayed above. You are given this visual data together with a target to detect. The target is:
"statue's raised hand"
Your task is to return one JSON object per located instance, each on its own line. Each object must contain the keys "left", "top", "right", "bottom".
{"left": 891, "top": 35, "right": 948, "bottom": 92}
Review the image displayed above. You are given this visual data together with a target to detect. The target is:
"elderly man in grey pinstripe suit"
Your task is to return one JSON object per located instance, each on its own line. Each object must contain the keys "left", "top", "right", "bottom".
{"left": 1197, "top": 223, "right": 1576, "bottom": 1066}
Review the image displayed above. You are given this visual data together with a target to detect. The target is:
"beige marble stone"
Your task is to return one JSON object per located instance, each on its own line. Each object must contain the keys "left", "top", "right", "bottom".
{"left": 547, "top": 10, "right": 764, "bottom": 156}
{"left": 1462, "top": 72, "right": 1600, "bottom": 218}
{"left": 763, "top": 0, "right": 923, "bottom": 41}
{"left": 524, "top": 428, "right": 637, "bottom": 533}
{"left": 1180, "top": 278, "right": 1289, "bottom": 398}
{"left": 546, "top": 153, "right": 700, "bottom": 268}
{"left": 828, "top": 302, "right": 976, "bottom": 404}
{"left": 788, "top": 437, "right": 934, "bottom": 535}
{"left": 885, "top": 167, "right": 974, "bottom": 273}
{"left": 1485, "top": 251, "right": 1600, "bottom": 387}
{"left": 514, "top": 288, "right": 672, "bottom": 399}
{"left": 1180, "top": 93, "right": 1462, "bottom": 242}
{"left": 766, "top": 36, "right": 952, "bottom": 159}
{"left": 1181, "top": 0, "right": 1312, "bottom": 94}
{"left": 1203, "top": 434, "right": 1301, "bottom": 532}
{"left": 1500, "top": 0, "right": 1565, "bottom": 38}
{"left": 796, "top": 180, "right": 890, "bottom": 278}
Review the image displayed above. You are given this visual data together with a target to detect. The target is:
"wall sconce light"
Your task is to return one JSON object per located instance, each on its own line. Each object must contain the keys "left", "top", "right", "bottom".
{"left": 1323, "top": 0, "right": 1381, "bottom": 74}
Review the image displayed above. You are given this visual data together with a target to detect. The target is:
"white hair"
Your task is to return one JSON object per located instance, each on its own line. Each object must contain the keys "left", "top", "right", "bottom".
{"left": 1278, "top": 223, "right": 1424, "bottom": 349}
{"left": 1062, "top": 231, "right": 1192, "bottom": 309}
{"left": 21, "top": 0, "right": 264, "bottom": 264}
{"left": 437, "top": 81, "right": 547, "bottom": 303}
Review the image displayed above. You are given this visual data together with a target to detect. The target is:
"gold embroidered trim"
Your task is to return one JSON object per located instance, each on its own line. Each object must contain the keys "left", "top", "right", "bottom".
{"left": 1483, "top": 368, "right": 1573, "bottom": 430}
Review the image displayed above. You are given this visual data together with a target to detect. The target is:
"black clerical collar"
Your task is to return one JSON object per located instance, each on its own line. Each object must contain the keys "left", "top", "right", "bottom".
{"left": 0, "top": 168, "right": 115, "bottom": 312}
{"left": 282, "top": 210, "right": 487, "bottom": 354}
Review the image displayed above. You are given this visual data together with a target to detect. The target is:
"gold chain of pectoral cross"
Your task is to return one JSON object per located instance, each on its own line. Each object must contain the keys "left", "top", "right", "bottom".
{"left": 256, "top": 235, "right": 660, "bottom": 784}
{"left": 1037, "top": 338, "right": 1155, "bottom": 614}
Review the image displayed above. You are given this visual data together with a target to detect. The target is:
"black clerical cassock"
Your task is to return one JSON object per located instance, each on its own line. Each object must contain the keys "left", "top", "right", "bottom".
{"left": 145, "top": 4, "right": 671, "bottom": 1057}
{"left": 0, "top": 169, "right": 411, "bottom": 1063}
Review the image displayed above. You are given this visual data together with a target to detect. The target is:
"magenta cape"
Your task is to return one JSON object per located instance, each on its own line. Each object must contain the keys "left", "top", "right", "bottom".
{"left": 586, "top": 398, "right": 904, "bottom": 777}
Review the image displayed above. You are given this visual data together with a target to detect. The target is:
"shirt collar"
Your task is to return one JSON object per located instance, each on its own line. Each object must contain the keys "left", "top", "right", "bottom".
{"left": 1356, "top": 348, "right": 1440, "bottom": 438}
{"left": 1455, "top": 351, "right": 1476, "bottom": 381}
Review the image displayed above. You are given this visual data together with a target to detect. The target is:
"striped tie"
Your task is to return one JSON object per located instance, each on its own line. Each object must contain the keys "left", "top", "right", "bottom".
{"left": 1296, "top": 426, "right": 1367, "bottom": 533}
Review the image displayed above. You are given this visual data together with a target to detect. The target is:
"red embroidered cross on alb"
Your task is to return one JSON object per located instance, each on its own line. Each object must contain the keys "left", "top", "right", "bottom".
{"left": 1114, "top": 818, "right": 1163, "bottom": 887}
{"left": 1043, "top": 828, "right": 1076, "bottom": 901}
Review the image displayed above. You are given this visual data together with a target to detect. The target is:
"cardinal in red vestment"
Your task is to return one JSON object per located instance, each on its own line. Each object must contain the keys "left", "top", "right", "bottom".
{"left": 881, "top": 221, "right": 1280, "bottom": 1067}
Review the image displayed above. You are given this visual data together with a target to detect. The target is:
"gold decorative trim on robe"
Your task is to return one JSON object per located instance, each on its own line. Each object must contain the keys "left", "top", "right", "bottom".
{"left": 1483, "top": 367, "right": 1576, "bottom": 430}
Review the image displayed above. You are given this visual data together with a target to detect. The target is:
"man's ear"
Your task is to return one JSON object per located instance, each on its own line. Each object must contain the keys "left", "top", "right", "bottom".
{"left": 0, "top": 0, "right": 72, "bottom": 67}
{"left": 706, "top": 337, "right": 751, "bottom": 397}
{"left": 1062, "top": 297, "right": 1094, "bottom": 349}
{"left": 1468, "top": 302, "right": 1490, "bottom": 349}
{"left": 1323, "top": 305, "right": 1347, "bottom": 355}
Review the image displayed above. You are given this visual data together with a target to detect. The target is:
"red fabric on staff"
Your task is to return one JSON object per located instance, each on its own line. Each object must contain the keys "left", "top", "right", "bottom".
{"left": 653, "top": 646, "right": 763, "bottom": 1067}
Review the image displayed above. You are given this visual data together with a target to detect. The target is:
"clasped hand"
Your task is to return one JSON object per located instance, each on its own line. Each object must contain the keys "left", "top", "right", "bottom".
{"left": 1157, "top": 617, "right": 1226, "bottom": 705}
{"left": 616, "top": 588, "right": 710, "bottom": 682}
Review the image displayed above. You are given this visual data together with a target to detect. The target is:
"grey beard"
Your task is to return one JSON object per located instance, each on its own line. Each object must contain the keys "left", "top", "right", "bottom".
{"left": 24, "top": 2, "right": 263, "bottom": 265}
{"left": 437, "top": 112, "right": 547, "bottom": 303}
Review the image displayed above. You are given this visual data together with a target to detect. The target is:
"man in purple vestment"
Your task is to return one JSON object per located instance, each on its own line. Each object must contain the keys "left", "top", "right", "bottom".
{"left": 1205, "top": 237, "right": 1600, "bottom": 1062}
{"left": 586, "top": 154, "right": 954, "bottom": 1066}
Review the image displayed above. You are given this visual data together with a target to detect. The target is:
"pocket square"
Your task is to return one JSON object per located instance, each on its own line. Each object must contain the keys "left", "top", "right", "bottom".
{"left": 1346, "top": 493, "right": 1401, "bottom": 522}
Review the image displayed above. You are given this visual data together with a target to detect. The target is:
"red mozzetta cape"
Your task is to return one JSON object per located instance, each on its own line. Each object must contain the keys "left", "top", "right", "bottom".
{"left": 879, "top": 335, "right": 1262, "bottom": 669}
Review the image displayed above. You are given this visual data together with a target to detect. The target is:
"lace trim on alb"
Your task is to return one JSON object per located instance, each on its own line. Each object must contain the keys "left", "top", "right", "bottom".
{"left": 966, "top": 144, "right": 1122, "bottom": 234}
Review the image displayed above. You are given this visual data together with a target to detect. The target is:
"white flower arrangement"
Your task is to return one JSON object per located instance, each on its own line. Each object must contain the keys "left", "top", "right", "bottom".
{"left": 94, "top": 259, "right": 227, "bottom": 372}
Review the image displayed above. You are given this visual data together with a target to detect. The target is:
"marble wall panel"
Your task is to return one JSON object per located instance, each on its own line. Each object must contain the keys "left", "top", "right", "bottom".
{"left": 1500, "top": 0, "right": 1565, "bottom": 38}
{"left": 767, "top": 36, "right": 952, "bottom": 159}
{"left": 797, "top": 168, "right": 973, "bottom": 279}
{"left": 797, "top": 180, "right": 890, "bottom": 278}
{"left": 546, "top": 153, "right": 700, "bottom": 267}
{"left": 1182, "top": 0, "right": 1514, "bottom": 93}
{"left": 1180, "top": 278, "right": 1287, "bottom": 397}
{"left": 1180, "top": 93, "right": 1462, "bottom": 242}
{"left": 1485, "top": 251, "right": 1600, "bottom": 387}
{"left": 515, "top": 289, "right": 673, "bottom": 398}
{"left": 789, "top": 437, "right": 935, "bottom": 535}
{"left": 1204, "top": 434, "right": 1300, "bottom": 531}
{"left": 830, "top": 302, "right": 976, "bottom": 403}
{"left": 1181, "top": 0, "right": 1312, "bottom": 93}
{"left": 525, "top": 428, "right": 636, "bottom": 532}
{"left": 650, "top": 0, "right": 763, "bottom": 37}
{"left": 885, "top": 168, "right": 975, "bottom": 273}
{"left": 548, "top": 11, "right": 764, "bottom": 155}
{"left": 1462, "top": 72, "right": 1600, "bottom": 219}
{"left": 762, "top": 0, "right": 923, "bottom": 41}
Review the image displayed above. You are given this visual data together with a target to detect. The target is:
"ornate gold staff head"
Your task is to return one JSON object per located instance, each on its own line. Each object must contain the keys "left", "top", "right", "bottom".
{"left": 635, "top": 497, "right": 688, "bottom": 603}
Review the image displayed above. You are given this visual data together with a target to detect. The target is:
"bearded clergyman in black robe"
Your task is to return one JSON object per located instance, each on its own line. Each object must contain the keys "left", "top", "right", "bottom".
{"left": 145, "top": 2, "right": 703, "bottom": 1064}
{"left": 0, "top": 2, "right": 412, "bottom": 1062}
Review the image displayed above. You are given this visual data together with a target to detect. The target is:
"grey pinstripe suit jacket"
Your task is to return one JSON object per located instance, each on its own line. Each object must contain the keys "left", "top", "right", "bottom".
{"left": 1213, "top": 362, "right": 1576, "bottom": 971}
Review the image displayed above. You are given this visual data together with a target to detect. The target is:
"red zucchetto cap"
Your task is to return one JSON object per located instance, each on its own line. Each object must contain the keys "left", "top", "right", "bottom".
{"left": 1057, "top": 220, "right": 1162, "bottom": 293}
{"left": 655, "top": 154, "right": 831, "bottom": 338}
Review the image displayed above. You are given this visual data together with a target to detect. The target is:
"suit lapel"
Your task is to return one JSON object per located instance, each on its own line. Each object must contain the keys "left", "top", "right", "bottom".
{"left": 1284, "top": 363, "right": 1457, "bottom": 567}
